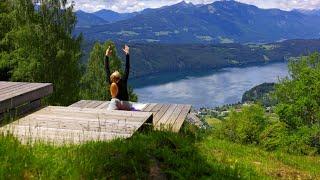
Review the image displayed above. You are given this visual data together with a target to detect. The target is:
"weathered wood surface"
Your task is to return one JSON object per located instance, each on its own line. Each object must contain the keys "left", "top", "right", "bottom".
{"left": 69, "top": 100, "right": 192, "bottom": 132}
{"left": 0, "top": 106, "right": 153, "bottom": 144}
{"left": 0, "top": 81, "right": 53, "bottom": 113}
{"left": 0, "top": 99, "right": 41, "bottom": 121}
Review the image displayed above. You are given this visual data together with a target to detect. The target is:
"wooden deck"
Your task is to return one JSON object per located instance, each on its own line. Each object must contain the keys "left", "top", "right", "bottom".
{"left": 0, "top": 81, "right": 53, "bottom": 118}
{"left": 69, "top": 100, "right": 192, "bottom": 132}
{"left": 0, "top": 82, "right": 191, "bottom": 144}
{"left": 0, "top": 106, "right": 153, "bottom": 144}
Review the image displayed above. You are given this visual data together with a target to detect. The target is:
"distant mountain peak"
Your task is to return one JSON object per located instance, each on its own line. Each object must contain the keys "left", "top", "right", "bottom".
{"left": 76, "top": 10, "right": 86, "bottom": 14}
{"left": 174, "top": 1, "right": 195, "bottom": 7}
{"left": 212, "top": 0, "right": 251, "bottom": 6}
{"left": 94, "top": 9, "right": 115, "bottom": 14}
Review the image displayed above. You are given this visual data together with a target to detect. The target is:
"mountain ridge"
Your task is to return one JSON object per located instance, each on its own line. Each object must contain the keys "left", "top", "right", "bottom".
{"left": 92, "top": 9, "right": 138, "bottom": 23}
{"left": 75, "top": 10, "right": 109, "bottom": 27}
{"left": 75, "top": 1, "right": 320, "bottom": 44}
{"left": 92, "top": 39, "right": 320, "bottom": 79}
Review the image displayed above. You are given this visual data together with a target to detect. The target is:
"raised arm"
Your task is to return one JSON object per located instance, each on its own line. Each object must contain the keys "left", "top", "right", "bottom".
{"left": 122, "top": 45, "right": 130, "bottom": 81}
{"left": 105, "top": 46, "right": 112, "bottom": 85}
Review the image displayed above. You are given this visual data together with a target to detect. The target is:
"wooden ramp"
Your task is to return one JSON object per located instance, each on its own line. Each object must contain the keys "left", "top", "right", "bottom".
{"left": 0, "top": 81, "right": 53, "bottom": 119}
{"left": 69, "top": 100, "right": 192, "bottom": 132}
{"left": 0, "top": 106, "right": 153, "bottom": 144}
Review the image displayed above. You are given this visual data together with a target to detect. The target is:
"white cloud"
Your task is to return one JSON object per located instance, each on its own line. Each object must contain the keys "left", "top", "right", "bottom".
{"left": 72, "top": 0, "right": 320, "bottom": 13}
{"left": 237, "top": 0, "right": 320, "bottom": 11}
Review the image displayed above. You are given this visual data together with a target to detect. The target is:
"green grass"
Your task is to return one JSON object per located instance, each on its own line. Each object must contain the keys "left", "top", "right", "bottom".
{"left": 0, "top": 126, "right": 240, "bottom": 179}
{"left": 205, "top": 116, "right": 223, "bottom": 126}
{"left": 0, "top": 124, "right": 319, "bottom": 179}
{"left": 198, "top": 135, "right": 320, "bottom": 179}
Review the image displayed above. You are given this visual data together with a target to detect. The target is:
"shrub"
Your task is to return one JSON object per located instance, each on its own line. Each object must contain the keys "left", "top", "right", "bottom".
{"left": 283, "top": 126, "right": 319, "bottom": 155}
{"left": 274, "top": 52, "right": 320, "bottom": 129}
{"left": 220, "top": 104, "right": 267, "bottom": 144}
{"left": 259, "top": 121, "right": 288, "bottom": 151}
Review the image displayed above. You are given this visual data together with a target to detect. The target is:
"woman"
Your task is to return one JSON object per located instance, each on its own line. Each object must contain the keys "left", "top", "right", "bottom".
{"left": 105, "top": 44, "right": 132, "bottom": 111}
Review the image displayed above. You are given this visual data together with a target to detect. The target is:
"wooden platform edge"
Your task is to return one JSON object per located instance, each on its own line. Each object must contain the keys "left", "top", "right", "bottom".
{"left": 1, "top": 106, "right": 154, "bottom": 144}
{"left": 0, "top": 83, "right": 53, "bottom": 113}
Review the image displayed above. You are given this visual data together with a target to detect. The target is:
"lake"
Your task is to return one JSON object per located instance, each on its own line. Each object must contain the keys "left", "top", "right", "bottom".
{"left": 130, "top": 62, "right": 289, "bottom": 109}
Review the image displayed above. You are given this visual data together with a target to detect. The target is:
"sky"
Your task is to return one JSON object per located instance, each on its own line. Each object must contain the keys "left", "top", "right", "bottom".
{"left": 72, "top": 0, "right": 320, "bottom": 13}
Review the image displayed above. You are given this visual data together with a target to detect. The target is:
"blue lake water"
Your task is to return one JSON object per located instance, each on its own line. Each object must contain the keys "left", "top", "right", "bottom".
{"left": 131, "top": 62, "right": 289, "bottom": 109}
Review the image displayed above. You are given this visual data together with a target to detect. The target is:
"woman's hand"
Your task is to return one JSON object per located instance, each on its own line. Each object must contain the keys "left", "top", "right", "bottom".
{"left": 122, "top": 44, "right": 129, "bottom": 55}
{"left": 106, "top": 46, "right": 113, "bottom": 57}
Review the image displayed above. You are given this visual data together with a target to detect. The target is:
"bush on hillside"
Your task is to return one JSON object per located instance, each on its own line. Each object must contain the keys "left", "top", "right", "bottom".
{"left": 283, "top": 126, "right": 320, "bottom": 155}
{"left": 271, "top": 52, "right": 320, "bottom": 154}
{"left": 219, "top": 104, "right": 267, "bottom": 144}
{"left": 259, "top": 121, "right": 288, "bottom": 151}
{"left": 274, "top": 52, "right": 320, "bottom": 129}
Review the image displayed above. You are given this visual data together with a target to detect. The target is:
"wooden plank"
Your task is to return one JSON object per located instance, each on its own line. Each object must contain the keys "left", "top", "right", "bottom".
{"left": 0, "top": 82, "right": 36, "bottom": 95}
{"left": 84, "top": 100, "right": 102, "bottom": 108}
{"left": 0, "top": 83, "right": 46, "bottom": 99}
{"left": 150, "top": 103, "right": 163, "bottom": 112}
{"left": 76, "top": 100, "right": 92, "bottom": 108}
{"left": 0, "top": 83, "right": 52, "bottom": 113}
{"left": 142, "top": 103, "right": 157, "bottom": 111}
{"left": 0, "top": 106, "right": 152, "bottom": 144}
{"left": 0, "top": 82, "right": 26, "bottom": 90}
{"left": 14, "top": 111, "right": 148, "bottom": 124}
{"left": 141, "top": 103, "right": 150, "bottom": 111}
{"left": 13, "top": 118, "right": 140, "bottom": 134}
{"left": 18, "top": 112, "right": 150, "bottom": 125}
{"left": 15, "top": 99, "right": 41, "bottom": 117}
{"left": 43, "top": 106, "right": 152, "bottom": 118}
{"left": 0, "top": 100, "right": 41, "bottom": 122}
{"left": 86, "top": 101, "right": 104, "bottom": 108}
{"left": 152, "top": 104, "right": 170, "bottom": 125}
{"left": 70, "top": 100, "right": 109, "bottom": 109}
{"left": 12, "top": 120, "right": 138, "bottom": 134}
{"left": 96, "top": 101, "right": 109, "bottom": 109}
{"left": 0, "top": 83, "right": 31, "bottom": 96}
{"left": 155, "top": 104, "right": 178, "bottom": 129}
{"left": 164, "top": 104, "right": 185, "bottom": 130}
{"left": 78, "top": 100, "right": 94, "bottom": 108}
{"left": 68, "top": 100, "right": 87, "bottom": 107}
{"left": 1, "top": 125, "right": 132, "bottom": 144}
{"left": 172, "top": 105, "right": 192, "bottom": 132}
{"left": 0, "top": 82, "right": 25, "bottom": 90}
{"left": 71, "top": 100, "right": 147, "bottom": 111}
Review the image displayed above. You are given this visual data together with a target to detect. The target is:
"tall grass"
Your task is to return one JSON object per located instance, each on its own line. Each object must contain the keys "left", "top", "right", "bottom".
{"left": 0, "top": 125, "right": 245, "bottom": 179}
{"left": 1, "top": 123, "right": 319, "bottom": 179}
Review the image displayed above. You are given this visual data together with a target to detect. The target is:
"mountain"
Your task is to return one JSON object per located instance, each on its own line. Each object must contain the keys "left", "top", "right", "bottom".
{"left": 294, "top": 9, "right": 320, "bottom": 16}
{"left": 93, "top": 9, "right": 137, "bottom": 23}
{"left": 75, "top": 10, "right": 108, "bottom": 27}
{"left": 242, "top": 83, "right": 276, "bottom": 106}
{"left": 87, "top": 39, "right": 320, "bottom": 79}
{"left": 75, "top": 1, "right": 320, "bottom": 44}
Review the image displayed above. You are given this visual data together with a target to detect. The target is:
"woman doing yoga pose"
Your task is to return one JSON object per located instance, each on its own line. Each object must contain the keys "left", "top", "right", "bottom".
{"left": 105, "top": 44, "right": 133, "bottom": 111}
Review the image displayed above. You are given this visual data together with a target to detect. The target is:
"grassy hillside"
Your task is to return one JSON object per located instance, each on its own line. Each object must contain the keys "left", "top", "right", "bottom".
{"left": 1, "top": 124, "right": 319, "bottom": 179}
